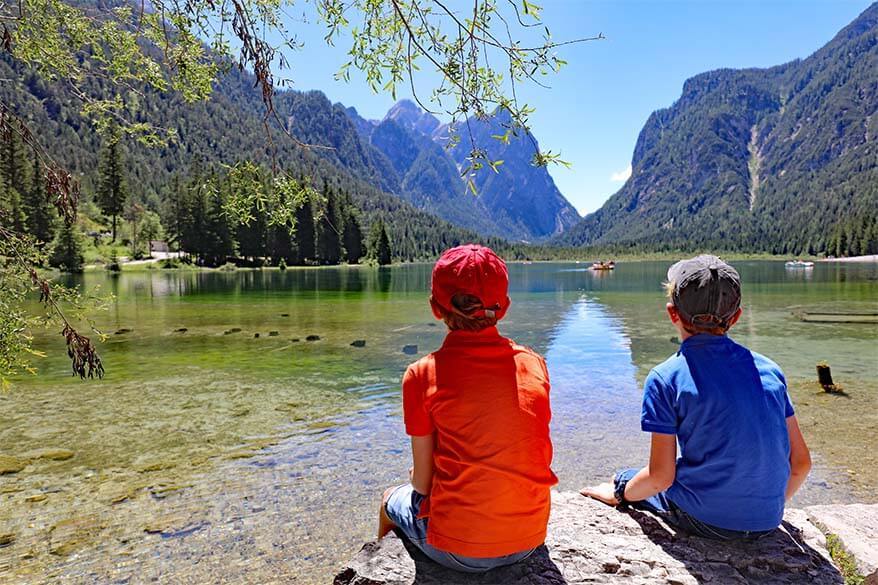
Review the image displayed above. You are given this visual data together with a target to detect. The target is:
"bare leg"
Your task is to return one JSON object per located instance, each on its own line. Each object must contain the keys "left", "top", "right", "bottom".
{"left": 378, "top": 486, "right": 397, "bottom": 539}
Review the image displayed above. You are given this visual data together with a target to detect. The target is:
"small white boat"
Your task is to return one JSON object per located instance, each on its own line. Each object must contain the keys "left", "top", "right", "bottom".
{"left": 785, "top": 260, "right": 814, "bottom": 268}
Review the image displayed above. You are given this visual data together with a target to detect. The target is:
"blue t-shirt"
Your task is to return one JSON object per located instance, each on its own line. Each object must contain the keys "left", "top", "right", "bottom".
{"left": 641, "top": 334, "right": 794, "bottom": 531}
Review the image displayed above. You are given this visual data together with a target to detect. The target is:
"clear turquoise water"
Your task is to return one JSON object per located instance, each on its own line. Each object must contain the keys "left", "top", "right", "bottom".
{"left": 1, "top": 260, "right": 876, "bottom": 583}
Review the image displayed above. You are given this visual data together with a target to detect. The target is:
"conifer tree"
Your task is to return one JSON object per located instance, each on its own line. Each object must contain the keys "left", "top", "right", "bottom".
{"left": 96, "top": 136, "right": 128, "bottom": 241}
{"left": 295, "top": 195, "right": 316, "bottom": 264}
{"left": 268, "top": 224, "right": 295, "bottom": 265}
{"left": 49, "top": 221, "right": 85, "bottom": 273}
{"left": 202, "top": 178, "right": 235, "bottom": 265}
{"left": 343, "top": 209, "right": 365, "bottom": 264}
{"left": 1, "top": 126, "right": 28, "bottom": 195}
{"left": 369, "top": 220, "right": 392, "bottom": 265}
{"left": 0, "top": 129, "right": 28, "bottom": 232}
{"left": 237, "top": 200, "right": 267, "bottom": 261}
{"left": 316, "top": 188, "right": 343, "bottom": 264}
{"left": 24, "top": 156, "right": 54, "bottom": 244}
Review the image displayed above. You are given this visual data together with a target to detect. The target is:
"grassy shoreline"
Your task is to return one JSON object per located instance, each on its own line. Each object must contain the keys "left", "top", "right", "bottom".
{"left": 79, "top": 252, "right": 878, "bottom": 274}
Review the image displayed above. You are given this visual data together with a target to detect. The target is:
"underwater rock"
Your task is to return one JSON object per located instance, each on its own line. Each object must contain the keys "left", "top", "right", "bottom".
{"left": 23, "top": 448, "right": 75, "bottom": 461}
{"left": 281, "top": 313, "right": 290, "bottom": 317}
{"left": 49, "top": 515, "right": 105, "bottom": 556}
{"left": 148, "top": 482, "right": 192, "bottom": 500}
{"left": 224, "top": 327, "right": 242, "bottom": 335}
{"left": 0, "top": 455, "right": 26, "bottom": 474}
{"left": 291, "top": 338, "right": 300, "bottom": 342}
{"left": 114, "top": 328, "right": 132, "bottom": 335}
{"left": 402, "top": 345, "right": 418, "bottom": 355}
{"left": 174, "top": 328, "right": 188, "bottom": 333}
{"left": 351, "top": 340, "right": 366, "bottom": 347}
{"left": 0, "top": 533, "right": 14, "bottom": 547}
{"left": 144, "top": 513, "right": 190, "bottom": 534}
{"left": 254, "top": 333, "right": 260, "bottom": 338}
{"left": 335, "top": 492, "right": 852, "bottom": 585}
{"left": 269, "top": 331, "right": 280, "bottom": 337}
{"left": 133, "top": 458, "right": 176, "bottom": 473}
{"left": 25, "top": 493, "right": 48, "bottom": 503}
{"left": 306, "top": 335, "right": 321, "bottom": 342}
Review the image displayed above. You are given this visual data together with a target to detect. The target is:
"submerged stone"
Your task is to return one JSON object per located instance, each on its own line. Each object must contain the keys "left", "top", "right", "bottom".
{"left": 25, "top": 493, "right": 48, "bottom": 503}
{"left": 351, "top": 340, "right": 366, "bottom": 347}
{"left": 254, "top": 333, "right": 260, "bottom": 338}
{"left": 0, "top": 455, "right": 26, "bottom": 474}
{"left": 174, "top": 328, "right": 188, "bottom": 333}
{"left": 23, "top": 448, "right": 75, "bottom": 461}
{"left": 49, "top": 515, "right": 105, "bottom": 556}
{"left": 114, "top": 328, "right": 132, "bottom": 335}
{"left": 133, "top": 458, "right": 176, "bottom": 473}
{"left": 402, "top": 344, "right": 418, "bottom": 355}
{"left": 306, "top": 335, "right": 321, "bottom": 342}
{"left": 269, "top": 331, "right": 280, "bottom": 337}
{"left": 0, "top": 533, "right": 14, "bottom": 547}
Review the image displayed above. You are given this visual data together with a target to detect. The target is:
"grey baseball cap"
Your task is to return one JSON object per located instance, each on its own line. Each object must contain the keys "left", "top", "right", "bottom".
{"left": 667, "top": 255, "right": 741, "bottom": 328}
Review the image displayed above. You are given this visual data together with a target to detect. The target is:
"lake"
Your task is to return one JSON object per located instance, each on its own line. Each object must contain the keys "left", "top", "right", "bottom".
{"left": 1, "top": 260, "right": 876, "bottom": 584}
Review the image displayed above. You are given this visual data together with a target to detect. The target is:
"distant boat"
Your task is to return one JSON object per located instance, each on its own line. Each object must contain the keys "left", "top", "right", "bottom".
{"left": 591, "top": 261, "right": 616, "bottom": 271}
{"left": 785, "top": 260, "right": 815, "bottom": 268}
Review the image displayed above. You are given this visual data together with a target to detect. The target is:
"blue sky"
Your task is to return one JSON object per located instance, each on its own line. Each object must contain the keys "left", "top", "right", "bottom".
{"left": 278, "top": 0, "right": 872, "bottom": 216}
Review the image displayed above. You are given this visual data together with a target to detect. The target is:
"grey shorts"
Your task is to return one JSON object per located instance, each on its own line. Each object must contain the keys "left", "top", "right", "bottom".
{"left": 384, "top": 484, "right": 535, "bottom": 573}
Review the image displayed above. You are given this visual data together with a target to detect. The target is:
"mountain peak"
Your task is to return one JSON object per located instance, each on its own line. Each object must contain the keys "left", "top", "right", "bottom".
{"left": 385, "top": 100, "right": 440, "bottom": 136}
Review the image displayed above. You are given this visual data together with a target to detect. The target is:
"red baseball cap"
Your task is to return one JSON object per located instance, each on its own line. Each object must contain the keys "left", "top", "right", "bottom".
{"left": 430, "top": 244, "right": 510, "bottom": 321}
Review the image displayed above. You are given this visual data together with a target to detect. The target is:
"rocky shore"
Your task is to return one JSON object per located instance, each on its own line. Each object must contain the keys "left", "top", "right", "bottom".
{"left": 335, "top": 492, "right": 878, "bottom": 585}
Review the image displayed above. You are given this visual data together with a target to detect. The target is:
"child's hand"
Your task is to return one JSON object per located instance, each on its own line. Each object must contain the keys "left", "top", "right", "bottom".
{"left": 580, "top": 482, "right": 619, "bottom": 506}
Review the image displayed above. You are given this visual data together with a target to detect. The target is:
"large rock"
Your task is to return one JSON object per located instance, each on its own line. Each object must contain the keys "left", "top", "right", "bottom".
{"left": 807, "top": 503, "right": 878, "bottom": 584}
{"left": 335, "top": 492, "right": 856, "bottom": 584}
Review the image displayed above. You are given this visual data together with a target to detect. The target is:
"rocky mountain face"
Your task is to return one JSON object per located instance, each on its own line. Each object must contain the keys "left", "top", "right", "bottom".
{"left": 349, "top": 100, "right": 581, "bottom": 241}
{"left": 557, "top": 4, "right": 878, "bottom": 255}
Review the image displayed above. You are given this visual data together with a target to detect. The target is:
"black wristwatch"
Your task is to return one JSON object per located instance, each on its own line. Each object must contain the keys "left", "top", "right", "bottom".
{"left": 614, "top": 477, "right": 630, "bottom": 507}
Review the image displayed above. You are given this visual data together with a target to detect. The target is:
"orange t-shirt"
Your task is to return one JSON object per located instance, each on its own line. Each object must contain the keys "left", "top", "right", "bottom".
{"left": 402, "top": 326, "right": 557, "bottom": 558}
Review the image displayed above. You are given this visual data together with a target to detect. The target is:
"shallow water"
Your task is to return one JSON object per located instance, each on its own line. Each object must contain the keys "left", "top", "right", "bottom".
{"left": 1, "top": 261, "right": 876, "bottom": 583}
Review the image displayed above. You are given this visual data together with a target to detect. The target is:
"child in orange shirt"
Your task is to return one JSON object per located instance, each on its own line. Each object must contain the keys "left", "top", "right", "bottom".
{"left": 378, "top": 244, "right": 558, "bottom": 572}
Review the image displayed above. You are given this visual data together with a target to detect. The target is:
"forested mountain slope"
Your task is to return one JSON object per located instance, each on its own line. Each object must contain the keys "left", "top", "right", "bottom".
{"left": 0, "top": 53, "right": 510, "bottom": 261}
{"left": 557, "top": 3, "right": 878, "bottom": 255}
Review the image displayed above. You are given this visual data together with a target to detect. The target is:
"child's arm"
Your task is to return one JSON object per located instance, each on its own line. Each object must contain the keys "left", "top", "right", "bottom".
{"left": 785, "top": 416, "right": 811, "bottom": 501}
{"left": 410, "top": 434, "right": 435, "bottom": 495}
{"left": 581, "top": 433, "right": 676, "bottom": 505}
{"left": 621, "top": 433, "right": 677, "bottom": 502}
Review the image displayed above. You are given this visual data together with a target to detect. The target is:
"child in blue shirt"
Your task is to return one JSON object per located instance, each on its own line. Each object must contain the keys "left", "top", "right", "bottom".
{"left": 582, "top": 255, "right": 812, "bottom": 539}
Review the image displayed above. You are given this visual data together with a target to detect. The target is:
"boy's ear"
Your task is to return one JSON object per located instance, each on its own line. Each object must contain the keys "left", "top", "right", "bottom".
{"left": 666, "top": 303, "right": 680, "bottom": 323}
{"left": 727, "top": 306, "right": 743, "bottom": 328}
{"left": 429, "top": 297, "right": 445, "bottom": 320}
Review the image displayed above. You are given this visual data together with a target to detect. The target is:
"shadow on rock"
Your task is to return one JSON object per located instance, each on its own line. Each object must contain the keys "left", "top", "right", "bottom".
{"left": 626, "top": 508, "right": 844, "bottom": 584}
{"left": 400, "top": 537, "right": 566, "bottom": 585}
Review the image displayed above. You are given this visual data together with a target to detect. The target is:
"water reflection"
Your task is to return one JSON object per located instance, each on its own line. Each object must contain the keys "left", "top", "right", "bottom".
{"left": 544, "top": 297, "right": 646, "bottom": 489}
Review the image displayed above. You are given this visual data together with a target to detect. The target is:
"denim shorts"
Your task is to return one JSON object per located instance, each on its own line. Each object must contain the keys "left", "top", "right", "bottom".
{"left": 384, "top": 484, "right": 535, "bottom": 573}
{"left": 614, "top": 468, "right": 774, "bottom": 541}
